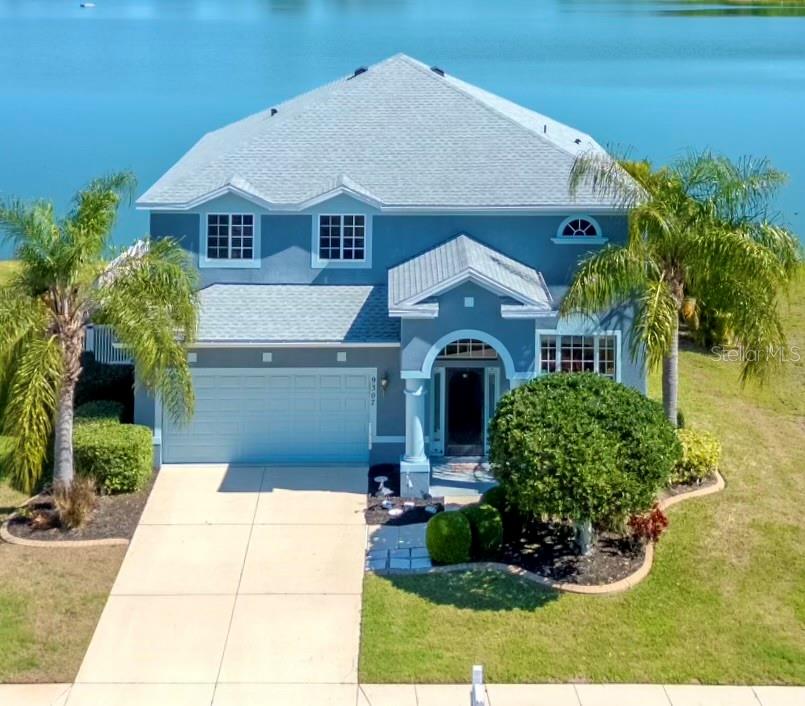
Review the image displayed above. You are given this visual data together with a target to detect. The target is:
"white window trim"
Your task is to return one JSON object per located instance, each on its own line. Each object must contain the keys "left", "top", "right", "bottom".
{"left": 552, "top": 214, "right": 608, "bottom": 245}
{"left": 536, "top": 330, "right": 622, "bottom": 383}
{"left": 200, "top": 212, "right": 261, "bottom": 269}
{"left": 311, "top": 213, "right": 372, "bottom": 269}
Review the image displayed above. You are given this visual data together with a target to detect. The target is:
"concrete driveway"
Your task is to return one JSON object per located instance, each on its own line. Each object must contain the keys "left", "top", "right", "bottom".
{"left": 68, "top": 464, "right": 368, "bottom": 706}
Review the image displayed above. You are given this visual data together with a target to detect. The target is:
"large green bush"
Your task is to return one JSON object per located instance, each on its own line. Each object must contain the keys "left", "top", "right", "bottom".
{"left": 426, "top": 511, "right": 472, "bottom": 565}
{"left": 489, "top": 373, "right": 681, "bottom": 529}
{"left": 672, "top": 428, "right": 721, "bottom": 484}
{"left": 480, "top": 485, "right": 507, "bottom": 514}
{"left": 75, "top": 400, "right": 125, "bottom": 425}
{"left": 73, "top": 422, "right": 152, "bottom": 494}
{"left": 460, "top": 503, "right": 503, "bottom": 559}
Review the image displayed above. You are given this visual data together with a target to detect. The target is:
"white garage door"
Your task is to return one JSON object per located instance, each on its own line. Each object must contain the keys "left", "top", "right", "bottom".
{"left": 162, "top": 368, "right": 376, "bottom": 464}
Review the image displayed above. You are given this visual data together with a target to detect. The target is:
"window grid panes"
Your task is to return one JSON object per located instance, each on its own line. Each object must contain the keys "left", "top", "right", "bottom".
{"left": 540, "top": 335, "right": 557, "bottom": 373}
{"left": 318, "top": 215, "right": 366, "bottom": 261}
{"left": 598, "top": 335, "right": 616, "bottom": 379}
{"left": 206, "top": 214, "right": 254, "bottom": 260}
{"left": 562, "top": 218, "right": 598, "bottom": 238}
{"left": 438, "top": 339, "right": 498, "bottom": 360}
{"left": 561, "top": 335, "right": 595, "bottom": 373}
{"left": 540, "top": 334, "right": 617, "bottom": 380}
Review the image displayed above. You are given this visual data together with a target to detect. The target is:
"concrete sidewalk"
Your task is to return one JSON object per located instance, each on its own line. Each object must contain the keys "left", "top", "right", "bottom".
{"left": 3, "top": 682, "right": 804, "bottom": 706}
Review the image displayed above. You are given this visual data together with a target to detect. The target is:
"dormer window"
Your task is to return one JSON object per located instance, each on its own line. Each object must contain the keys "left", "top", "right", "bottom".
{"left": 553, "top": 215, "right": 607, "bottom": 245}
{"left": 200, "top": 213, "right": 260, "bottom": 268}
{"left": 319, "top": 215, "right": 366, "bottom": 261}
{"left": 312, "top": 214, "right": 372, "bottom": 268}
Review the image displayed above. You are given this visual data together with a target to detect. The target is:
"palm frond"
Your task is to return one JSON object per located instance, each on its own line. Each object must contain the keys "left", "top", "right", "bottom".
{"left": 93, "top": 238, "right": 198, "bottom": 422}
{"left": 631, "top": 277, "right": 679, "bottom": 369}
{"left": 569, "top": 151, "right": 648, "bottom": 209}
{"left": 560, "top": 245, "right": 650, "bottom": 317}
{"left": 2, "top": 334, "right": 63, "bottom": 494}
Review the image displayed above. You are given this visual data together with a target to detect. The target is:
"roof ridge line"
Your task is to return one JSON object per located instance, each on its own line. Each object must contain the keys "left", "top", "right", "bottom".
{"left": 397, "top": 56, "right": 583, "bottom": 162}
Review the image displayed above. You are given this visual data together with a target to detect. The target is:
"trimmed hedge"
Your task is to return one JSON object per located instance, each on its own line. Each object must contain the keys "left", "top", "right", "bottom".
{"left": 426, "top": 511, "right": 472, "bottom": 565}
{"left": 460, "top": 503, "right": 503, "bottom": 559}
{"left": 74, "top": 422, "right": 152, "bottom": 494}
{"left": 489, "top": 373, "right": 681, "bottom": 528}
{"left": 672, "top": 428, "right": 721, "bottom": 485}
{"left": 76, "top": 352, "right": 134, "bottom": 421}
{"left": 75, "top": 400, "right": 125, "bottom": 425}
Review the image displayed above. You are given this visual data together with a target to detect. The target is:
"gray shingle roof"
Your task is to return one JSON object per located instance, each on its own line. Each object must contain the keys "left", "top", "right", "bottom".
{"left": 138, "top": 54, "right": 620, "bottom": 210}
{"left": 388, "top": 235, "right": 552, "bottom": 312}
{"left": 196, "top": 285, "right": 399, "bottom": 344}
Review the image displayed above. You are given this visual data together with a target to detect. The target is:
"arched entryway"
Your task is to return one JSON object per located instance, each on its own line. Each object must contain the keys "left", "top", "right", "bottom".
{"left": 427, "top": 335, "right": 508, "bottom": 457}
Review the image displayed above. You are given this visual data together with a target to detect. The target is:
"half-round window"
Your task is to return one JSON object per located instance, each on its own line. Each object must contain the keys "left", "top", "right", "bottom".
{"left": 561, "top": 217, "right": 599, "bottom": 238}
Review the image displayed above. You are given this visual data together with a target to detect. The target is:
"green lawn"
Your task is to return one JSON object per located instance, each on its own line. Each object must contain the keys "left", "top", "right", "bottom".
{"left": 0, "top": 260, "right": 17, "bottom": 285}
{"left": 360, "top": 274, "right": 805, "bottom": 685}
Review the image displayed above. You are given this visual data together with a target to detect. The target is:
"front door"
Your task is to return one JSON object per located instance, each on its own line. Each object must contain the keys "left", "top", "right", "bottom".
{"left": 446, "top": 368, "right": 484, "bottom": 456}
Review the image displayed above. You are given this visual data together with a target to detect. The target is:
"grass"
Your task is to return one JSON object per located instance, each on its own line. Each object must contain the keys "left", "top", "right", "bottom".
{"left": 359, "top": 273, "right": 805, "bottom": 685}
{"left": 0, "top": 464, "right": 125, "bottom": 683}
{"left": 0, "top": 260, "right": 17, "bottom": 285}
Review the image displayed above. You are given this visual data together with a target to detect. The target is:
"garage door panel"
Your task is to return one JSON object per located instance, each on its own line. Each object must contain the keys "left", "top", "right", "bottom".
{"left": 163, "top": 368, "right": 374, "bottom": 464}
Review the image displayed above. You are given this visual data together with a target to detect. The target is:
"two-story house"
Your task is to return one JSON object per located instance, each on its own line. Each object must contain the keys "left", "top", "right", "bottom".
{"left": 133, "top": 54, "right": 644, "bottom": 495}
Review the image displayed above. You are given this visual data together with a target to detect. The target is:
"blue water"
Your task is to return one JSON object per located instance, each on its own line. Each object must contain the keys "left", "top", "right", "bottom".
{"left": 1, "top": 0, "right": 803, "bottom": 256}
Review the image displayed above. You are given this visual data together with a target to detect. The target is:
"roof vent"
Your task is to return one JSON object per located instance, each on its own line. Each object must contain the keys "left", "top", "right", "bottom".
{"left": 270, "top": 108, "right": 278, "bottom": 116}
{"left": 349, "top": 66, "right": 368, "bottom": 79}
{"left": 430, "top": 66, "right": 445, "bottom": 77}
{"left": 574, "top": 138, "right": 582, "bottom": 144}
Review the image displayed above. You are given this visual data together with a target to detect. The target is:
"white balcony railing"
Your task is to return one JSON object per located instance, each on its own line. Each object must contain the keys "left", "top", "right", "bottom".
{"left": 84, "top": 325, "right": 132, "bottom": 366}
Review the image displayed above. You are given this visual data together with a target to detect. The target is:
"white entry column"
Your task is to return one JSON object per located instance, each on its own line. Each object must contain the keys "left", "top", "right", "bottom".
{"left": 403, "top": 378, "right": 427, "bottom": 462}
{"left": 400, "top": 376, "right": 431, "bottom": 497}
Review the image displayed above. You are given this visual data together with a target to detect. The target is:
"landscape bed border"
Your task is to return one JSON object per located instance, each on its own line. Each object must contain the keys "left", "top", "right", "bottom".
{"left": 371, "top": 471, "right": 725, "bottom": 595}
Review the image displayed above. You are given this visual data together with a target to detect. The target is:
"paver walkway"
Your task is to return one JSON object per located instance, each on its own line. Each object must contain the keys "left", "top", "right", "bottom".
{"left": 66, "top": 464, "right": 368, "bottom": 706}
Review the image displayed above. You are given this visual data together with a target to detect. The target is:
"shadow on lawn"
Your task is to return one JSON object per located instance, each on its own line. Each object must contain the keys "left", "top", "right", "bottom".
{"left": 380, "top": 569, "right": 559, "bottom": 612}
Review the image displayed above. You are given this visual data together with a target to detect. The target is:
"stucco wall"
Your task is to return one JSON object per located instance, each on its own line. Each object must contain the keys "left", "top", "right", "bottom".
{"left": 401, "top": 282, "right": 537, "bottom": 378}
{"left": 149, "top": 193, "right": 627, "bottom": 289}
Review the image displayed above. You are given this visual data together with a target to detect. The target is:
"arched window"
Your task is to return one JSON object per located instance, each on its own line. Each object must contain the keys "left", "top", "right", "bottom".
{"left": 561, "top": 217, "right": 599, "bottom": 238}
{"left": 437, "top": 339, "right": 498, "bottom": 360}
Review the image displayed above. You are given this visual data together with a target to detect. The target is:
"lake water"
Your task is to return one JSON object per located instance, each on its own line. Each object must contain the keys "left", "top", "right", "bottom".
{"left": 1, "top": 0, "right": 803, "bottom": 256}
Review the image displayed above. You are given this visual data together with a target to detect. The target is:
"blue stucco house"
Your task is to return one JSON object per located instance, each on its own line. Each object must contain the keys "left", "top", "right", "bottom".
{"left": 133, "top": 54, "right": 644, "bottom": 494}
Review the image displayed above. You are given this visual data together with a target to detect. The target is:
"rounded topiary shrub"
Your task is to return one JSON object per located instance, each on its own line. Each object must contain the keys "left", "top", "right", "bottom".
{"left": 672, "top": 428, "right": 721, "bottom": 485}
{"left": 74, "top": 422, "right": 152, "bottom": 494}
{"left": 480, "top": 485, "right": 507, "bottom": 513}
{"left": 426, "top": 510, "right": 472, "bottom": 565}
{"left": 489, "top": 373, "right": 681, "bottom": 530}
{"left": 460, "top": 503, "right": 503, "bottom": 559}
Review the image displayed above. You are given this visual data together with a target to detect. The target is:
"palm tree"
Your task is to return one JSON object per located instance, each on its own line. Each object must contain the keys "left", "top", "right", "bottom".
{"left": 0, "top": 173, "right": 198, "bottom": 494}
{"left": 561, "top": 152, "right": 800, "bottom": 424}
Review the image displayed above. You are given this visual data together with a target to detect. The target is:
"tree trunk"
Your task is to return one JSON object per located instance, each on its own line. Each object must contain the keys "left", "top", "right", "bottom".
{"left": 53, "top": 381, "right": 76, "bottom": 488}
{"left": 576, "top": 519, "right": 594, "bottom": 555}
{"left": 662, "top": 317, "right": 679, "bottom": 427}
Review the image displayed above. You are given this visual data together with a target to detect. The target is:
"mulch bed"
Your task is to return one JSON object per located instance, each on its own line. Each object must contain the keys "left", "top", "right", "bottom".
{"left": 5, "top": 472, "right": 156, "bottom": 542}
{"left": 365, "top": 496, "right": 444, "bottom": 526}
{"left": 498, "top": 520, "right": 645, "bottom": 585}
{"left": 662, "top": 473, "right": 718, "bottom": 499}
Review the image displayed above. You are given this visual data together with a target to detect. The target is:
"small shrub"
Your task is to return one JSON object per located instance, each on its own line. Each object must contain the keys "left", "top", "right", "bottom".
{"left": 53, "top": 476, "right": 98, "bottom": 529}
{"left": 480, "top": 485, "right": 507, "bottom": 513}
{"left": 75, "top": 352, "right": 134, "bottom": 421}
{"left": 460, "top": 503, "right": 503, "bottom": 559}
{"left": 676, "top": 408, "right": 686, "bottom": 429}
{"left": 628, "top": 505, "right": 669, "bottom": 544}
{"left": 426, "top": 510, "right": 472, "bottom": 565}
{"left": 74, "top": 422, "right": 152, "bottom": 494}
{"left": 75, "top": 400, "right": 125, "bottom": 425}
{"left": 672, "top": 428, "right": 721, "bottom": 485}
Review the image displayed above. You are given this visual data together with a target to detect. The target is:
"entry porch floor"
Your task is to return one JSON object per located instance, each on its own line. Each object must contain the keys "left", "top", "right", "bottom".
{"left": 429, "top": 457, "right": 495, "bottom": 497}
